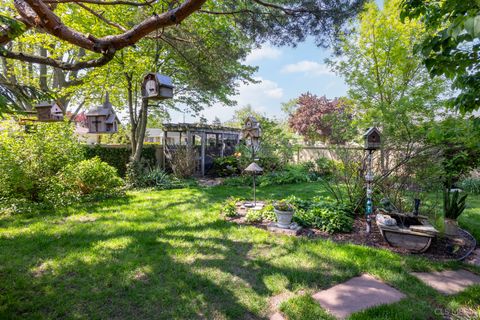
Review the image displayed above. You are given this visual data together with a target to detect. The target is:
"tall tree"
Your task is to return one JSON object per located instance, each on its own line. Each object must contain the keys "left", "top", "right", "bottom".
{"left": 329, "top": 0, "right": 448, "bottom": 146}
{"left": 288, "top": 93, "right": 352, "bottom": 143}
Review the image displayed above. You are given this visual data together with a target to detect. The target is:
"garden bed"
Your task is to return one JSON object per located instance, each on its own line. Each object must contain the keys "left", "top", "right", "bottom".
{"left": 227, "top": 214, "right": 476, "bottom": 262}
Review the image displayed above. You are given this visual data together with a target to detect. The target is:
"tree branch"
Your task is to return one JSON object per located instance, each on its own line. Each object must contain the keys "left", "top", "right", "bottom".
{"left": 43, "top": 0, "right": 156, "bottom": 6}
{"left": 0, "top": 47, "right": 115, "bottom": 70}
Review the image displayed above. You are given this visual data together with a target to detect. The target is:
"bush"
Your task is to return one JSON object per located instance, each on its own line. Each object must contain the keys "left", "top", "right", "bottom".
{"left": 221, "top": 197, "right": 242, "bottom": 217}
{"left": 0, "top": 121, "right": 83, "bottom": 207}
{"left": 459, "top": 177, "right": 480, "bottom": 194}
{"left": 211, "top": 156, "right": 239, "bottom": 177}
{"left": 245, "top": 209, "right": 263, "bottom": 223}
{"left": 83, "top": 145, "right": 157, "bottom": 177}
{"left": 290, "top": 196, "right": 354, "bottom": 233}
{"left": 60, "top": 157, "right": 123, "bottom": 196}
{"left": 314, "top": 157, "right": 336, "bottom": 177}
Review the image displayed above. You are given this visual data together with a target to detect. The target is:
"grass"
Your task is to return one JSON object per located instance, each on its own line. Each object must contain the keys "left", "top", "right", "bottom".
{"left": 0, "top": 182, "right": 479, "bottom": 319}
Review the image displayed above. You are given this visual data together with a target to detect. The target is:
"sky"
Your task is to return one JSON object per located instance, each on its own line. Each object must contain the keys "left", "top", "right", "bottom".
{"left": 169, "top": 39, "right": 349, "bottom": 124}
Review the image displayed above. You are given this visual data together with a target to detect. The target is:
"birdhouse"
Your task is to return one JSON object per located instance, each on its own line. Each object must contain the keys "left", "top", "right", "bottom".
{"left": 243, "top": 116, "right": 261, "bottom": 144}
{"left": 85, "top": 93, "right": 120, "bottom": 134}
{"left": 364, "top": 127, "right": 381, "bottom": 150}
{"left": 141, "top": 73, "right": 174, "bottom": 100}
{"left": 245, "top": 162, "right": 263, "bottom": 174}
{"left": 34, "top": 101, "right": 64, "bottom": 122}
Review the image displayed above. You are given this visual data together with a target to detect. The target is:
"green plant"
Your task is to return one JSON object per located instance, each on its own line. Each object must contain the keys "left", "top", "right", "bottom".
{"left": 60, "top": 157, "right": 124, "bottom": 196}
{"left": 211, "top": 156, "right": 239, "bottom": 177}
{"left": 459, "top": 177, "right": 480, "bottom": 194}
{"left": 221, "top": 197, "right": 242, "bottom": 217}
{"left": 258, "top": 203, "right": 276, "bottom": 221}
{"left": 315, "top": 157, "right": 336, "bottom": 176}
{"left": 273, "top": 200, "right": 294, "bottom": 212}
{"left": 443, "top": 189, "right": 468, "bottom": 220}
{"left": 245, "top": 209, "right": 263, "bottom": 223}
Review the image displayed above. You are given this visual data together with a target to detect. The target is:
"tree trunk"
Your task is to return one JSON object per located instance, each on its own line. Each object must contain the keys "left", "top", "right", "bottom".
{"left": 132, "top": 98, "right": 148, "bottom": 163}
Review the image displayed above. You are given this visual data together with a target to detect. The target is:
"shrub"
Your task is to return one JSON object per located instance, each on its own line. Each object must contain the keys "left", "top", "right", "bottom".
{"left": 259, "top": 203, "right": 276, "bottom": 221}
{"left": 165, "top": 145, "right": 197, "bottom": 178}
{"left": 245, "top": 209, "right": 263, "bottom": 223}
{"left": 459, "top": 177, "right": 480, "bottom": 194}
{"left": 0, "top": 121, "right": 83, "bottom": 206}
{"left": 314, "top": 157, "right": 336, "bottom": 177}
{"left": 443, "top": 189, "right": 467, "bottom": 220}
{"left": 60, "top": 157, "right": 123, "bottom": 196}
{"left": 291, "top": 196, "right": 354, "bottom": 233}
{"left": 221, "top": 197, "right": 242, "bottom": 217}
{"left": 211, "top": 156, "right": 239, "bottom": 177}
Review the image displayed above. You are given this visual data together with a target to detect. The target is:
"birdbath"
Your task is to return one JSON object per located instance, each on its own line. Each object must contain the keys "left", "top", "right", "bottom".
{"left": 244, "top": 162, "right": 263, "bottom": 209}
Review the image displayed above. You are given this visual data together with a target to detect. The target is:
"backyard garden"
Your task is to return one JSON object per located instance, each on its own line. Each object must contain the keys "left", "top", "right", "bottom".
{"left": 1, "top": 0, "right": 480, "bottom": 319}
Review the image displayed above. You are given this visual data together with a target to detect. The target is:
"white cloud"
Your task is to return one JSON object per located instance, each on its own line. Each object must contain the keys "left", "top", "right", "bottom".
{"left": 169, "top": 77, "right": 284, "bottom": 123}
{"left": 281, "top": 60, "right": 333, "bottom": 76}
{"left": 245, "top": 45, "right": 282, "bottom": 64}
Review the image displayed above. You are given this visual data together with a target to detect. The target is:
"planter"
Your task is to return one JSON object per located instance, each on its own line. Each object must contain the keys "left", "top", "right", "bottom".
{"left": 444, "top": 218, "right": 459, "bottom": 237}
{"left": 274, "top": 208, "right": 294, "bottom": 229}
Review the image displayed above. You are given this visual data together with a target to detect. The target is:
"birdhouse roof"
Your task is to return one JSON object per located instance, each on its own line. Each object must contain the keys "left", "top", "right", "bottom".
{"left": 245, "top": 116, "right": 258, "bottom": 125}
{"left": 35, "top": 101, "right": 63, "bottom": 111}
{"left": 245, "top": 162, "right": 263, "bottom": 173}
{"left": 144, "top": 72, "right": 174, "bottom": 88}
{"left": 363, "top": 127, "right": 380, "bottom": 137}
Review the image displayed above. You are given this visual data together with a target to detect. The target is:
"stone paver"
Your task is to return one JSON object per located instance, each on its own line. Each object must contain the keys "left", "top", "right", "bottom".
{"left": 269, "top": 312, "right": 285, "bottom": 320}
{"left": 411, "top": 269, "right": 480, "bottom": 295}
{"left": 466, "top": 249, "right": 480, "bottom": 267}
{"left": 312, "top": 274, "right": 405, "bottom": 319}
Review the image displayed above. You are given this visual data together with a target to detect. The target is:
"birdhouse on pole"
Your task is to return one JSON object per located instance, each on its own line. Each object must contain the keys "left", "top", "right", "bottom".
{"left": 363, "top": 127, "right": 381, "bottom": 150}
{"left": 85, "top": 93, "right": 120, "bottom": 134}
{"left": 34, "top": 101, "right": 64, "bottom": 122}
{"left": 243, "top": 116, "right": 261, "bottom": 146}
{"left": 141, "top": 73, "right": 174, "bottom": 100}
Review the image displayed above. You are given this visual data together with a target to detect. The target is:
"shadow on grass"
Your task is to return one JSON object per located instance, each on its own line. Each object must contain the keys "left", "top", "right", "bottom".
{"left": 0, "top": 182, "right": 475, "bottom": 319}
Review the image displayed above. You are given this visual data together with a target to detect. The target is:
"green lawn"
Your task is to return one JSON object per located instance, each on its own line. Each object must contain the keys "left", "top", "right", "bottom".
{"left": 0, "top": 182, "right": 479, "bottom": 319}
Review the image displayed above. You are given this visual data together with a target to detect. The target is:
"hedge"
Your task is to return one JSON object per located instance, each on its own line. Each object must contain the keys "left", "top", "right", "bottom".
{"left": 83, "top": 145, "right": 158, "bottom": 177}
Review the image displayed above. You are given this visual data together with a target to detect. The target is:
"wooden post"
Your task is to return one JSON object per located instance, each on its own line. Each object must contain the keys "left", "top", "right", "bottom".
{"left": 220, "top": 133, "right": 224, "bottom": 157}
{"left": 162, "top": 130, "right": 167, "bottom": 169}
{"left": 201, "top": 131, "right": 206, "bottom": 176}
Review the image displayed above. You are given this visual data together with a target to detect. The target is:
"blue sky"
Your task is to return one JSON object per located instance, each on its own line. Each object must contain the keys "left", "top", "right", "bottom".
{"left": 170, "top": 39, "right": 348, "bottom": 123}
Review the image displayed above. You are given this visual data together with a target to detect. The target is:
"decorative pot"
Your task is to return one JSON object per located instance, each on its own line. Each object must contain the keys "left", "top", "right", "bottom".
{"left": 444, "top": 218, "right": 459, "bottom": 237}
{"left": 274, "top": 208, "right": 294, "bottom": 229}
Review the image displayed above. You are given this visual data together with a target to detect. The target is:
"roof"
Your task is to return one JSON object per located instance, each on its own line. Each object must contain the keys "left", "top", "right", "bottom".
{"left": 143, "top": 72, "right": 174, "bottom": 88}
{"left": 245, "top": 162, "right": 263, "bottom": 172}
{"left": 244, "top": 115, "right": 259, "bottom": 126}
{"left": 363, "top": 127, "right": 380, "bottom": 137}
{"left": 86, "top": 93, "right": 119, "bottom": 123}
{"left": 163, "top": 123, "right": 241, "bottom": 133}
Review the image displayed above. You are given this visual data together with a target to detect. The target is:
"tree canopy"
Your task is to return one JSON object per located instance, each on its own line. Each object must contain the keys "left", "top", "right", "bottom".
{"left": 1, "top": 0, "right": 365, "bottom": 71}
{"left": 401, "top": 0, "right": 480, "bottom": 114}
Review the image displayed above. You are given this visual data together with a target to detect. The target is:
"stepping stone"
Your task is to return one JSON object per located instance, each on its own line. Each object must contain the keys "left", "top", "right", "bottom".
{"left": 269, "top": 312, "right": 285, "bottom": 320}
{"left": 411, "top": 269, "right": 480, "bottom": 295}
{"left": 312, "top": 274, "right": 405, "bottom": 319}
{"left": 466, "top": 249, "right": 480, "bottom": 267}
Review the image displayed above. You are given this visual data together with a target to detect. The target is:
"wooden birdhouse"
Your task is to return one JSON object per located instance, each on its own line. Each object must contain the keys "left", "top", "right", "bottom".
{"left": 34, "top": 101, "right": 64, "bottom": 122}
{"left": 243, "top": 116, "right": 261, "bottom": 140}
{"left": 85, "top": 93, "right": 120, "bottom": 134}
{"left": 364, "top": 127, "right": 381, "bottom": 150}
{"left": 141, "top": 73, "right": 174, "bottom": 100}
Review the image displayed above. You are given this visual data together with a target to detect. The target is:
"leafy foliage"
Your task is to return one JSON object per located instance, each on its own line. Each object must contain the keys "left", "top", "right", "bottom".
{"left": 221, "top": 196, "right": 242, "bottom": 217}
{"left": 443, "top": 189, "right": 468, "bottom": 220}
{"left": 288, "top": 93, "right": 352, "bottom": 143}
{"left": 84, "top": 145, "right": 156, "bottom": 177}
{"left": 0, "top": 121, "right": 122, "bottom": 213}
{"left": 211, "top": 156, "right": 239, "bottom": 177}
{"left": 59, "top": 157, "right": 123, "bottom": 196}
{"left": 401, "top": 0, "right": 480, "bottom": 113}
{"left": 330, "top": 0, "right": 447, "bottom": 145}
{"left": 288, "top": 196, "right": 354, "bottom": 233}
{"left": 459, "top": 177, "right": 480, "bottom": 195}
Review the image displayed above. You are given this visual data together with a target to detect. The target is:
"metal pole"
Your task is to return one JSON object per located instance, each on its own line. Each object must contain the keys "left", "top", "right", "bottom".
{"left": 253, "top": 173, "right": 256, "bottom": 206}
{"left": 366, "top": 149, "right": 373, "bottom": 233}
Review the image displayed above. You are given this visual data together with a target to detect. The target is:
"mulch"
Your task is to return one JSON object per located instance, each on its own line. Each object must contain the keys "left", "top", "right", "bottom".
{"left": 227, "top": 215, "right": 477, "bottom": 262}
